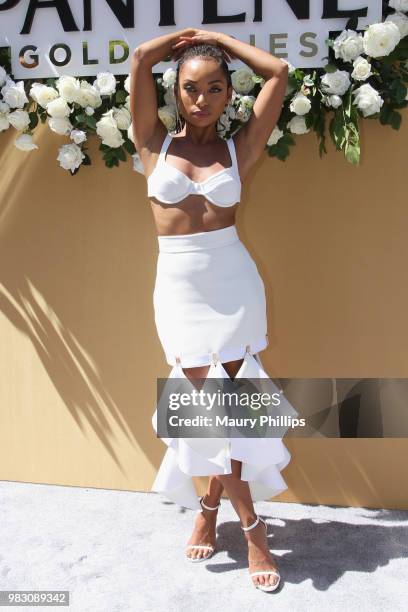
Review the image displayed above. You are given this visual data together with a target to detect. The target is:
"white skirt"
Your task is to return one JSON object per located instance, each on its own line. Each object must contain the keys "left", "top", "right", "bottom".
{"left": 151, "top": 224, "right": 292, "bottom": 510}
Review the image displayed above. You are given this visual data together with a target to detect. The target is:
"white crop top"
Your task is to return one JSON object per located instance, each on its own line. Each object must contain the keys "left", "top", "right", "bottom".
{"left": 147, "top": 133, "right": 241, "bottom": 207}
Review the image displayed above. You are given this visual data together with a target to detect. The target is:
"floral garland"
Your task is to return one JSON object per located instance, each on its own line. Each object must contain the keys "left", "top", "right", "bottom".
{"left": 0, "top": 0, "right": 408, "bottom": 174}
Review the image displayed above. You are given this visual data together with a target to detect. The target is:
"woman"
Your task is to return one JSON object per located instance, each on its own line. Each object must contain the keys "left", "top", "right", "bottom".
{"left": 130, "top": 27, "right": 290, "bottom": 593}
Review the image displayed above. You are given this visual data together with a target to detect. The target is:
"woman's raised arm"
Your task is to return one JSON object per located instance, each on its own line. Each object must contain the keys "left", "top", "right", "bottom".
{"left": 129, "top": 27, "right": 197, "bottom": 150}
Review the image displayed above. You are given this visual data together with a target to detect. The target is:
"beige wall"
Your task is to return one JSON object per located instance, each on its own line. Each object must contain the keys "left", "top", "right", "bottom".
{"left": 1, "top": 114, "right": 407, "bottom": 510}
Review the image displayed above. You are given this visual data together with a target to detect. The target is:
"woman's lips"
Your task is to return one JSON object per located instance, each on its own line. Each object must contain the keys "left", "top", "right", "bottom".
{"left": 193, "top": 111, "right": 210, "bottom": 117}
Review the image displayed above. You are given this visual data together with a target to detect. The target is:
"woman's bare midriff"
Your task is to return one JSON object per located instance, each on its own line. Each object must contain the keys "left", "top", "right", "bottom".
{"left": 149, "top": 197, "right": 239, "bottom": 236}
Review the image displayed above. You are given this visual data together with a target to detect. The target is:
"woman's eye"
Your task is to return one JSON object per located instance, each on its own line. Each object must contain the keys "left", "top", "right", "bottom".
{"left": 184, "top": 86, "right": 222, "bottom": 93}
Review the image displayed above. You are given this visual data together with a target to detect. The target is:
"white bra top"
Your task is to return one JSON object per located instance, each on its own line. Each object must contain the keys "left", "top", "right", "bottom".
{"left": 147, "top": 133, "right": 241, "bottom": 207}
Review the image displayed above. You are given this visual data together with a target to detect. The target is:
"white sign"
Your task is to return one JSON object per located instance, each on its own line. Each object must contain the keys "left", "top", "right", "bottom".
{"left": 0, "top": 1, "right": 382, "bottom": 78}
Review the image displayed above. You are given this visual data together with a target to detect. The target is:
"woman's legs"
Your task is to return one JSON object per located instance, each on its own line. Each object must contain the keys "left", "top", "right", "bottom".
{"left": 214, "top": 461, "right": 280, "bottom": 588}
{"left": 183, "top": 355, "right": 280, "bottom": 587}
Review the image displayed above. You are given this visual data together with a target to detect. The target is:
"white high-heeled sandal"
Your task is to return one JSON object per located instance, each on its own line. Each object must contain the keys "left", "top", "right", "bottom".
{"left": 185, "top": 496, "right": 220, "bottom": 563}
{"left": 241, "top": 515, "right": 281, "bottom": 592}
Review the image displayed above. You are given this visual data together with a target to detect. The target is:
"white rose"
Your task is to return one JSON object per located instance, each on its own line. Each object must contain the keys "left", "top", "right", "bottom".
{"left": 287, "top": 116, "right": 310, "bottom": 134}
{"left": 76, "top": 81, "right": 102, "bottom": 109}
{"left": 57, "top": 143, "right": 85, "bottom": 173}
{"left": 164, "top": 86, "right": 176, "bottom": 106}
{"left": 0, "top": 76, "right": 14, "bottom": 94}
{"left": 125, "top": 95, "right": 130, "bottom": 111}
{"left": 132, "top": 152, "right": 144, "bottom": 174}
{"left": 2, "top": 80, "right": 29, "bottom": 109}
{"left": 70, "top": 129, "right": 87, "bottom": 144}
{"left": 351, "top": 56, "right": 373, "bottom": 81}
{"left": 225, "top": 100, "right": 236, "bottom": 119}
{"left": 327, "top": 95, "right": 343, "bottom": 108}
{"left": 8, "top": 109, "right": 30, "bottom": 130}
{"left": 0, "top": 66, "right": 8, "bottom": 87}
{"left": 85, "top": 106, "right": 95, "bottom": 116}
{"left": 112, "top": 106, "right": 131, "bottom": 130}
{"left": 0, "top": 101, "right": 10, "bottom": 113}
{"left": 235, "top": 95, "right": 255, "bottom": 121}
{"left": 127, "top": 123, "right": 134, "bottom": 143}
{"left": 290, "top": 92, "right": 311, "bottom": 115}
{"left": 389, "top": 0, "right": 408, "bottom": 12}
{"left": 94, "top": 71, "right": 117, "bottom": 96}
{"left": 231, "top": 67, "right": 255, "bottom": 94}
{"left": 162, "top": 68, "right": 177, "bottom": 89}
{"left": 46, "top": 97, "right": 71, "bottom": 118}
{"left": 96, "top": 109, "right": 125, "bottom": 148}
{"left": 333, "top": 30, "right": 364, "bottom": 62}
{"left": 0, "top": 113, "right": 10, "bottom": 132}
{"left": 124, "top": 74, "right": 131, "bottom": 94}
{"left": 158, "top": 104, "right": 176, "bottom": 131}
{"left": 217, "top": 111, "right": 231, "bottom": 135}
{"left": 320, "top": 69, "right": 351, "bottom": 95}
{"left": 15, "top": 133, "right": 38, "bottom": 151}
{"left": 352, "top": 83, "right": 384, "bottom": 117}
{"left": 47, "top": 116, "right": 73, "bottom": 135}
{"left": 30, "top": 83, "right": 59, "bottom": 108}
{"left": 56, "top": 75, "right": 81, "bottom": 103}
{"left": 385, "top": 12, "right": 408, "bottom": 39}
{"left": 363, "top": 22, "right": 401, "bottom": 58}
{"left": 267, "top": 126, "right": 284, "bottom": 146}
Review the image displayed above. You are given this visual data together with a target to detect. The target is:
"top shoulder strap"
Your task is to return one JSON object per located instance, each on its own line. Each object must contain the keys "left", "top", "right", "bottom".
{"left": 158, "top": 132, "right": 172, "bottom": 160}
{"left": 226, "top": 136, "right": 238, "bottom": 174}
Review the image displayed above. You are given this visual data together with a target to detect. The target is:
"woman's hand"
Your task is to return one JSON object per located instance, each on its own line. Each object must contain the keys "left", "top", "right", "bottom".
{"left": 171, "top": 29, "right": 237, "bottom": 62}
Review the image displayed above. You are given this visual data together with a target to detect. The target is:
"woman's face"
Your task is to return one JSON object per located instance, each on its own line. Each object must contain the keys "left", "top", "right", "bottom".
{"left": 176, "top": 57, "right": 231, "bottom": 127}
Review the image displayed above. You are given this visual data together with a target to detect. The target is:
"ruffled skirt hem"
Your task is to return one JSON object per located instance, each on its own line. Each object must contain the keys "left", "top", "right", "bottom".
{"left": 151, "top": 351, "right": 293, "bottom": 510}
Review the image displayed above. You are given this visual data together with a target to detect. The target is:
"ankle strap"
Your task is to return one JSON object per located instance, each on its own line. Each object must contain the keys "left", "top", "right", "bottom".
{"left": 241, "top": 515, "right": 263, "bottom": 531}
{"left": 199, "top": 495, "right": 221, "bottom": 511}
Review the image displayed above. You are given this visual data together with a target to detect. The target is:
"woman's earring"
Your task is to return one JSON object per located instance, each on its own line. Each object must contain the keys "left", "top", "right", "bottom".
{"left": 175, "top": 103, "right": 181, "bottom": 132}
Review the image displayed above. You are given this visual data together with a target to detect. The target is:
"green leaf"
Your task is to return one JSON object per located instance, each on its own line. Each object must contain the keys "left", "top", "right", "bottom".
{"left": 123, "top": 139, "right": 136, "bottom": 154}
{"left": 102, "top": 149, "right": 117, "bottom": 160}
{"left": 345, "top": 141, "right": 360, "bottom": 165}
{"left": 392, "top": 80, "right": 407, "bottom": 104}
{"left": 85, "top": 115, "right": 96, "bottom": 129}
{"left": 28, "top": 112, "right": 38, "bottom": 130}
{"left": 82, "top": 153, "right": 91, "bottom": 166}
{"left": 379, "top": 103, "right": 392, "bottom": 124}
{"left": 389, "top": 110, "right": 402, "bottom": 130}
{"left": 115, "top": 89, "right": 127, "bottom": 104}
{"left": 116, "top": 146, "right": 126, "bottom": 162}
{"left": 75, "top": 113, "right": 87, "bottom": 124}
{"left": 280, "top": 133, "right": 295, "bottom": 146}
{"left": 323, "top": 63, "right": 338, "bottom": 74}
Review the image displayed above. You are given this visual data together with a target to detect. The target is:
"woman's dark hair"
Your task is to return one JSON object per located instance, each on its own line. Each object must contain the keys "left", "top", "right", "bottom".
{"left": 174, "top": 43, "right": 232, "bottom": 133}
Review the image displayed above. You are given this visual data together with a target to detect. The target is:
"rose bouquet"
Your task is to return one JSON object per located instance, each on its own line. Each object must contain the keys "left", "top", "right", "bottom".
{"left": 0, "top": 1, "right": 407, "bottom": 173}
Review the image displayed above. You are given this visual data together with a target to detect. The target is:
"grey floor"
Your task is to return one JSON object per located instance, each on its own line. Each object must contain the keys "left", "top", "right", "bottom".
{"left": 0, "top": 480, "right": 406, "bottom": 612}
